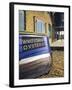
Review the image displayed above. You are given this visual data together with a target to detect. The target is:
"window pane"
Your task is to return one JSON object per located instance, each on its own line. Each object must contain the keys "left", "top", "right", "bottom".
{"left": 36, "top": 20, "right": 41, "bottom": 33}
{"left": 19, "top": 10, "right": 24, "bottom": 31}
{"left": 36, "top": 19, "right": 45, "bottom": 33}
{"left": 42, "top": 22, "right": 45, "bottom": 33}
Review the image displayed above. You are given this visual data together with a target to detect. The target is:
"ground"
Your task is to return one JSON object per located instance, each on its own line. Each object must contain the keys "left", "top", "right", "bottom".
{"left": 49, "top": 39, "right": 64, "bottom": 47}
{"left": 39, "top": 50, "right": 64, "bottom": 78}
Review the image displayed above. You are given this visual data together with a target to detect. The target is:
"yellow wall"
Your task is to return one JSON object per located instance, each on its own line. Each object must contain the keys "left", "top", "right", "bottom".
{"left": 25, "top": 11, "right": 52, "bottom": 35}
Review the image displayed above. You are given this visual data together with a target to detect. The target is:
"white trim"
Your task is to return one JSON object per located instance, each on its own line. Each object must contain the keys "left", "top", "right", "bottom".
{"left": 19, "top": 53, "right": 50, "bottom": 64}
{"left": 14, "top": 4, "right": 69, "bottom": 86}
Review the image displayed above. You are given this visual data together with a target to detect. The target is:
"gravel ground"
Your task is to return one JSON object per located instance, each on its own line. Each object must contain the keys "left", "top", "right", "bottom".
{"left": 39, "top": 50, "right": 64, "bottom": 78}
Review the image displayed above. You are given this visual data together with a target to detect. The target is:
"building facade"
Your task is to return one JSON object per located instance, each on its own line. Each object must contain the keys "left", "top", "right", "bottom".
{"left": 19, "top": 10, "right": 52, "bottom": 36}
{"left": 19, "top": 10, "right": 64, "bottom": 47}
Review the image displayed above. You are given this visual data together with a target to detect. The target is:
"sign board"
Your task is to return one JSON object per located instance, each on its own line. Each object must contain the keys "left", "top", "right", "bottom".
{"left": 19, "top": 35, "right": 51, "bottom": 60}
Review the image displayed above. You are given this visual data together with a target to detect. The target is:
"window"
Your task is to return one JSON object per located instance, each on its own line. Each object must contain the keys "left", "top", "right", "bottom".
{"left": 19, "top": 10, "right": 26, "bottom": 31}
{"left": 35, "top": 19, "right": 46, "bottom": 33}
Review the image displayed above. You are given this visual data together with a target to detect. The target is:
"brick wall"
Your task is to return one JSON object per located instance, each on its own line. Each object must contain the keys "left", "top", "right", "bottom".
{"left": 25, "top": 11, "right": 52, "bottom": 35}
